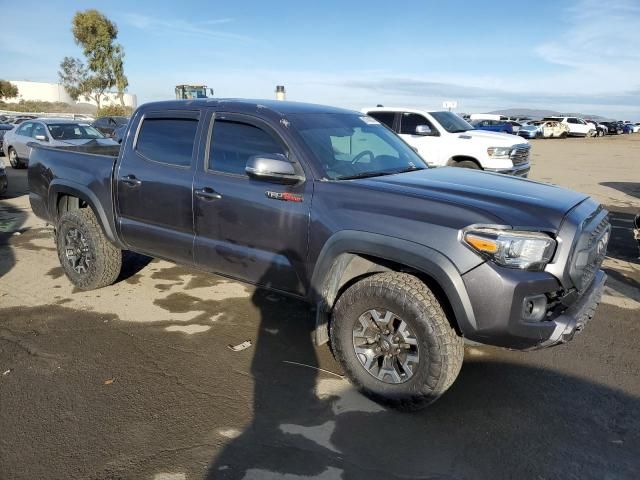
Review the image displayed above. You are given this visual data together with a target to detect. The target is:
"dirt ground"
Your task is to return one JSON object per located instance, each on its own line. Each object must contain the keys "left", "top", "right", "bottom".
{"left": 1, "top": 134, "right": 639, "bottom": 480}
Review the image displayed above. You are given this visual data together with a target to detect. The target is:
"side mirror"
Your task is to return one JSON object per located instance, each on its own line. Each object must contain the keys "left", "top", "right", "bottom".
{"left": 246, "top": 154, "right": 303, "bottom": 184}
{"left": 415, "top": 124, "right": 432, "bottom": 136}
{"left": 34, "top": 134, "right": 48, "bottom": 142}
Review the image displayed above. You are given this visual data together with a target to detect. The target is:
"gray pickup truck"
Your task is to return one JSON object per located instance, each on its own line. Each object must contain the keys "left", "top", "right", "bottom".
{"left": 28, "top": 99, "right": 610, "bottom": 410}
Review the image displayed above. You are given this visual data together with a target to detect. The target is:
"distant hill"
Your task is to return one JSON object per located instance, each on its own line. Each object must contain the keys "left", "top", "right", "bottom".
{"left": 488, "top": 108, "right": 612, "bottom": 121}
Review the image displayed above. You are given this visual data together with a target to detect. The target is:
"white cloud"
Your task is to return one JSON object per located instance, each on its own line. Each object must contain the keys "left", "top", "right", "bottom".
{"left": 121, "top": 14, "right": 251, "bottom": 42}
{"left": 534, "top": 0, "right": 640, "bottom": 92}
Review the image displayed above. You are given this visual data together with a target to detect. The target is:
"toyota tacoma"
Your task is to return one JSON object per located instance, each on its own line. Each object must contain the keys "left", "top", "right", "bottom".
{"left": 28, "top": 99, "right": 610, "bottom": 410}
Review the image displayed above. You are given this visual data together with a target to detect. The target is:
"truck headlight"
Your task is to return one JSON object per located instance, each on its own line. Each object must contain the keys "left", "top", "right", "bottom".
{"left": 462, "top": 227, "right": 556, "bottom": 270}
{"left": 487, "top": 147, "right": 511, "bottom": 158}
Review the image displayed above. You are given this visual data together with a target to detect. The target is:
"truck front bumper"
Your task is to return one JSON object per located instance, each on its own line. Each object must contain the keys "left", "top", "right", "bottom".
{"left": 460, "top": 262, "right": 606, "bottom": 350}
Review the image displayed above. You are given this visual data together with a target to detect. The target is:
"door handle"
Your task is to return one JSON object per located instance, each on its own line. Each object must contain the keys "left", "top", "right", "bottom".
{"left": 121, "top": 175, "right": 142, "bottom": 187}
{"left": 195, "top": 187, "right": 222, "bottom": 200}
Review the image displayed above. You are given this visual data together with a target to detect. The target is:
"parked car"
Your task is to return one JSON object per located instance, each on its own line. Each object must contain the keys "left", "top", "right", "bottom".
{"left": 0, "top": 124, "right": 14, "bottom": 154}
{"left": 602, "top": 122, "right": 623, "bottom": 135}
{"left": 585, "top": 120, "right": 607, "bottom": 137}
{"left": 92, "top": 116, "right": 129, "bottom": 137}
{"left": 540, "top": 120, "right": 570, "bottom": 138}
{"left": 517, "top": 123, "right": 541, "bottom": 139}
{"left": 2, "top": 118, "right": 118, "bottom": 168}
{"left": 471, "top": 119, "right": 514, "bottom": 134}
{"left": 468, "top": 113, "right": 508, "bottom": 122}
{"left": 621, "top": 122, "right": 634, "bottom": 134}
{"left": 543, "top": 116, "right": 596, "bottom": 137}
{"left": 11, "top": 116, "right": 38, "bottom": 125}
{"left": 0, "top": 159, "right": 7, "bottom": 195}
{"left": 506, "top": 121, "right": 522, "bottom": 133}
{"left": 364, "top": 107, "right": 530, "bottom": 176}
{"left": 113, "top": 123, "right": 127, "bottom": 144}
{"left": 28, "top": 98, "right": 610, "bottom": 410}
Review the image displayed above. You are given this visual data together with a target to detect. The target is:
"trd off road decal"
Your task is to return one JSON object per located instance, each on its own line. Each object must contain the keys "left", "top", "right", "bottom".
{"left": 265, "top": 191, "right": 303, "bottom": 202}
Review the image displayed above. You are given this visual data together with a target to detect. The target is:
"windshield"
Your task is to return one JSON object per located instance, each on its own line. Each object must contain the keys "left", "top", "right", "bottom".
{"left": 429, "top": 111, "right": 473, "bottom": 133}
{"left": 47, "top": 123, "right": 105, "bottom": 140}
{"left": 289, "top": 113, "right": 427, "bottom": 180}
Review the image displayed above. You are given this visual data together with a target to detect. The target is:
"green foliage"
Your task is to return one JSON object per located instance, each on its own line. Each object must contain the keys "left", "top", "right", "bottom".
{"left": 0, "top": 100, "right": 95, "bottom": 114}
{"left": 59, "top": 10, "right": 128, "bottom": 108}
{"left": 96, "top": 104, "right": 132, "bottom": 117}
{"left": 0, "top": 80, "right": 19, "bottom": 100}
{"left": 58, "top": 57, "right": 90, "bottom": 101}
{"left": 72, "top": 9, "right": 118, "bottom": 71}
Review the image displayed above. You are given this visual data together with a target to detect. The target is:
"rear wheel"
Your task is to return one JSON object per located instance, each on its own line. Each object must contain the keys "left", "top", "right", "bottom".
{"left": 8, "top": 148, "right": 20, "bottom": 168}
{"left": 330, "top": 272, "right": 464, "bottom": 410}
{"left": 56, "top": 208, "right": 122, "bottom": 290}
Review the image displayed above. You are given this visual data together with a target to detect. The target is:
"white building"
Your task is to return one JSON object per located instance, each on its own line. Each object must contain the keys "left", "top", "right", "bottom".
{"left": 5, "top": 80, "right": 137, "bottom": 109}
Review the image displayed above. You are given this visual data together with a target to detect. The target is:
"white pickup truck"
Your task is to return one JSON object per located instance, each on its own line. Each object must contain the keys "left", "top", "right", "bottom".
{"left": 364, "top": 107, "right": 531, "bottom": 177}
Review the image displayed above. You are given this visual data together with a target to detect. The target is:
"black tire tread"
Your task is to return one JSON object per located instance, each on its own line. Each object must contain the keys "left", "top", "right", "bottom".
{"left": 331, "top": 272, "right": 464, "bottom": 410}
{"left": 56, "top": 208, "right": 122, "bottom": 290}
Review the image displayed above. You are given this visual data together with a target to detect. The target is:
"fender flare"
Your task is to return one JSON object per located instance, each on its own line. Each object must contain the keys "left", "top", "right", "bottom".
{"left": 48, "top": 180, "right": 121, "bottom": 246}
{"left": 309, "top": 230, "right": 476, "bottom": 345}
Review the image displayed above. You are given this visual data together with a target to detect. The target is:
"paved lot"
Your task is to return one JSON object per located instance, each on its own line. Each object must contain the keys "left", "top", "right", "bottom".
{"left": 1, "top": 136, "right": 639, "bottom": 480}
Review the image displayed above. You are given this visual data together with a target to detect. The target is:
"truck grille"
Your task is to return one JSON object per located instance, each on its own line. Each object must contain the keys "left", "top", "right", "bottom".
{"left": 510, "top": 144, "right": 530, "bottom": 166}
{"left": 569, "top": 210, "right": 610, "bottom": 292}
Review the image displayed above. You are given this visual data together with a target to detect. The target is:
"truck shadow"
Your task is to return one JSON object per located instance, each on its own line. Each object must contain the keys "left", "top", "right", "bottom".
{"left": 205, "top": 257, "right": 640, "bottom": 479}
{"left": 0, "top": 168, "right": 31, "bottom": 278}
{"left": 600, "top": 181, "right": 640, "bottom": 200}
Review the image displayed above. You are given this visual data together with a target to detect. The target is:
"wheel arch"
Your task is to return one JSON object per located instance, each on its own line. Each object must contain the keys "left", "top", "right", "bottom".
{"left": 48, "top": 180, "right": 121, "bottom": 246}
{"left": 310, "top": 231, "right": 476, "bottom": 345}
{"left": 446, "top": 156, "right": 482, "bottom": 168}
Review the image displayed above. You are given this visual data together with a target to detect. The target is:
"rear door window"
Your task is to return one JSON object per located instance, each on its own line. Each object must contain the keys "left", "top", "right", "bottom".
{"left": 367, "top": 111, "right": 396, "bottom": 130}
{"left": 136, "top": 117, "right": 198, "bottom": 167}
{"left": 16, "top": 122, "right": 34, "bottom": 137}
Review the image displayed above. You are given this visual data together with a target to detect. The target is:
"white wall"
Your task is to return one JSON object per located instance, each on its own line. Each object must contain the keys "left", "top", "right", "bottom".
{"left": 6, "top": 80, "right": 137, "bottom": 108}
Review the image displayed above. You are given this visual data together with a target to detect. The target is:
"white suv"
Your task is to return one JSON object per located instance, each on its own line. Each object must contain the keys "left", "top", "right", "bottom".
{"left": 364, "top": 107, "right": 530, "bottom": 177}
{"left": 543, "top": 117, "right": 596, "bottom": 137}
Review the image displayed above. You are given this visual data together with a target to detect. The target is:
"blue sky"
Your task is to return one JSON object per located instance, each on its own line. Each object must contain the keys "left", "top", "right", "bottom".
{"left": 2, "top": 0, "right": 639, "bottom": 118}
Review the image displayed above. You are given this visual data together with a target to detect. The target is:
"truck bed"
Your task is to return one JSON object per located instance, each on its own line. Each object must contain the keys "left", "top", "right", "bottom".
{"left": 28, "top": 143, "right": 121, "bottom": 244}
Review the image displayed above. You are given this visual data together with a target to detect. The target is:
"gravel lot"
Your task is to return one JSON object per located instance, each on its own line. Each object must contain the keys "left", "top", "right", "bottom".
{"left": 1, "top": 135, "right": 639, "bottom": 480}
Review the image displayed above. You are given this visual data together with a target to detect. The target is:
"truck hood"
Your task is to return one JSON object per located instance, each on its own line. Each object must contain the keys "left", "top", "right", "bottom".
{"left": 359, "top": 167, "right": 588, "bottom": 230}
{"left": 458, "top": 129, "right": 527, "bottom": 146}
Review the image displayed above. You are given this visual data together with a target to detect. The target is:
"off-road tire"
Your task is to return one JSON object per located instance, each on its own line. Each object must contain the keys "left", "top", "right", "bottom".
{"left": 56, "top": 208, "right": 122, "bottom": 290}
{"left": 330, "top": 272, "right": 464, "bottom": 410}
{"left": 455, "top": 160, "right": 480, "bottom": 170}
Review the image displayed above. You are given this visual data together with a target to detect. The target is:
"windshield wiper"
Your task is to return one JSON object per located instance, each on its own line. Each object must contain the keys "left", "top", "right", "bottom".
{"left": 337, "top": 166, "right": 426, "bottom": 180}
{"left": 337, "top": 171, "right": 397, "bottom": 180}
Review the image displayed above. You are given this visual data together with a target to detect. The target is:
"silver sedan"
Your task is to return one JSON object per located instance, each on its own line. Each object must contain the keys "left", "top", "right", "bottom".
{"left": 2, "top": 118, "right": 118, "bottom": 168}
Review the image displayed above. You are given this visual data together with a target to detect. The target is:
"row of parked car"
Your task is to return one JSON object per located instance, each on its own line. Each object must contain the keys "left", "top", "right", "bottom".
{"left": 0, "top": 115, "right": 129, "bottom": 168}
{"left": 0, "top": 104, "right": 638, "bottom": 196}
{"left": 465, "top": 113, "right": 640, "bottom": 139}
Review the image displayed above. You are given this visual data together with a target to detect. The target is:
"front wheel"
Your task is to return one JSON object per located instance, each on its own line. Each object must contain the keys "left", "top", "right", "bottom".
{"left": 330, "top": 272, "right": 464, "bottom": 410}
{"left": 455, "top": 160, "right": 480, "bottom": 169}
{"left": 56, "top": 208, "right": 122, "bottom": 290}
